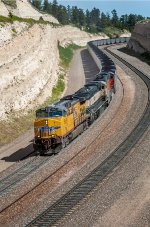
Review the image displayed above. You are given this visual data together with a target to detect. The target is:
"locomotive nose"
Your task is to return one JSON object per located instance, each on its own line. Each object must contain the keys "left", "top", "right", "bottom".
{"left": 34, "top": 118, "right": 61, "bottom": 138}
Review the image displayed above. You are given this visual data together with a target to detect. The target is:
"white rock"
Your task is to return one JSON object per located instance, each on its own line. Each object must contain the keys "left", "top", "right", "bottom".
{"left": 127, "top": 20, "right": 150, "bottom": 53}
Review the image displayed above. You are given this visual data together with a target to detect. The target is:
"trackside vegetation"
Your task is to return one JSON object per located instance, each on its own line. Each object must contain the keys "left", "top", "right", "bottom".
{"left": 59, "top": 44, "right": 82, "bottom": 69}
{"left": 2, "top": 0, "right": 17, "bottom": 8}
{"left": 0, "top": 44, "right": 81, "bottom": 146}
{"left": 0, "top": 14, "right": 60, "bottom": 27}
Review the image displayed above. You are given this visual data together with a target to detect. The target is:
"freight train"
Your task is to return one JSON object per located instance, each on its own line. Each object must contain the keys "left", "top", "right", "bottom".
{"left": 33, "top": 37, "right": 129, "bottom": 155}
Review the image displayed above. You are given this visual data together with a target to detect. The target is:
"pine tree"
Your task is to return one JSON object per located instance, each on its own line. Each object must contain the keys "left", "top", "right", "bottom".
{"left": 57, "top": 5, "right": 69, "bottom": 24}
{"left": 78, "top": 8, "right": 85, "bottom": 28}
{"left": 85, "top": 9, "right": 91, "bottom": 31}
{"left": 111, "top": 9, "right": 118, "bottom": 26}
{"left": 32, "top": 0, "right": 42, "bottom": 10}
{"left": 52, "top": 0, "right": 58, "bottom": 17}
{"left": 43, "top": 0, "right": 49, "bottom": 11}
{"left": 71, "top": 6, "right": 79, "bottom": 26}
{"left": 67, "top": 5, "right": 72, "bottom": 22}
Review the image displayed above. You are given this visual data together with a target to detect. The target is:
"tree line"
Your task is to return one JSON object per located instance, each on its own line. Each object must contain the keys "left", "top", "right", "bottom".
{"left": 29, "top": 0, "right": 147, "bottom": 32}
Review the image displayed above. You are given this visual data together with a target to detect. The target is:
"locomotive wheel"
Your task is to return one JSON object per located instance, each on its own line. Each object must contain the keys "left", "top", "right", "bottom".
{"left": 66, "top": 137, "right": 70, "bottom": 145}
{"left": 105, "top": 100, "right": 109, "bottom": 107}
{"left": 96, "top": 109, "right": 100, "bottom": 118}
{"left": 53, "top": 146, "right": 61, "bottom": 155}
{"left": 83, "top": 121, "right": 88, "bottom": 130}
{"left": 39, "top": 150, "right": 45, "bottom": 156}
{"left": 61, "top": 142, "right": 66, "bottom": 149}
{"left": 61, "top": 136, "right": 69, "bottom": 149}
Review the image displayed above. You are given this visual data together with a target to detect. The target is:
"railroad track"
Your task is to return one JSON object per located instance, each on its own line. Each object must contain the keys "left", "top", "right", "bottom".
{"left": 26, "top": 48, "right": 150, "bottom": 227}
{"left": 0, "top": 155, "right": 52, "bottom": 197}
{"left": 0, "top": 103, "right": 107, "bottom": 200}
{"left": 0, "top": 99, "right": 115, "bottom": 214}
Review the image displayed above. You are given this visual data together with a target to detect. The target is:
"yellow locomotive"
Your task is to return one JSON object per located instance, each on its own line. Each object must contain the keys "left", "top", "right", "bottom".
{"left": 33, "top": 81, "right": 107, "bottom": 155}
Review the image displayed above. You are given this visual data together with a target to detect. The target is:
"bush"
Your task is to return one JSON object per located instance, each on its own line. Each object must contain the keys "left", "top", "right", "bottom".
{"left": 0, "top": 23, "right": 5, "bottom": 27}
{"left": 0, "top": 15, "right": 12, "bottom": 22}
{"left": 9, "top": 12, "right": 13, "bottom": 18}
{"left": 39, "top": 16, "right": 44, "bottom": 21}
{"left": 102, "top": 26, "right": 123, "bottom": 38}
{"left": 0, "top": 14, "right": 60, "bottom": 27}
{"left": 2, "top": 0, "right": 17, "bottom": 8}
{"left": 59, "top": 44, "right": 82, "bottom": 68}
{"left": 12, "top": 27, "right": 17, "bottom": 33}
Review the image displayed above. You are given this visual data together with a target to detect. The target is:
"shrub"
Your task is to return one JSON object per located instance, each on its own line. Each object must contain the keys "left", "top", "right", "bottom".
{"left": 39, "top": 16, "right": 44, "bottom": 21}
{"left": 2, "top": 0, "right": 17, "bottom": 8}
{"left": 12, "top": 27, "right": 17, "bottom": 33}
{"left": 9, "top": 12, "right": 13, "bottom": 18}
{"left": 59, "top": 44, "right": 82, "bottom": 68}
{"left": 0, "top": 23, "right": 5, "bottom": 27}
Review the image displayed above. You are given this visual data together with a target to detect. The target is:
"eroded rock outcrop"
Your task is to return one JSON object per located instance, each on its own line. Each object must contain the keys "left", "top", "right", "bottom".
{"left": 0, "top": 0, "right": 127, "bottom": 120}
{"left": 127, "top": 20, "right": 150, "bottom": 54}
{"left": 0, "top": 22, "right": 109, "bottom": 119}
{"left": 0, "top": 0, "right": 59, "bottom": 24}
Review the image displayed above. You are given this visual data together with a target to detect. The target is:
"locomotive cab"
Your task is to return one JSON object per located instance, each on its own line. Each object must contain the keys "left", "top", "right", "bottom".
{"left": 33, "top": 98, "right": 87, "bottom": 155}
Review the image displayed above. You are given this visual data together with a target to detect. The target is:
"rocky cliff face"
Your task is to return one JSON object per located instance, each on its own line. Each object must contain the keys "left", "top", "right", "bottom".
{"left": 0, "top": 0, "right": 129, "bottom": 119}
{"left": 0, "top": 0, "right": 59, "bottom": 23}
{"left": 127, "top": 20, "right": 150, "bottom": 54}
{"left": 0, "top": 21, "right": 109, "bottom": 119}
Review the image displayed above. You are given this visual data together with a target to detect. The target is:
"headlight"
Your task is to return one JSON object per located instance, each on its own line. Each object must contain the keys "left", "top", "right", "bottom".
{"left": 45, "top": 120, "right": 48, "bottom": 125}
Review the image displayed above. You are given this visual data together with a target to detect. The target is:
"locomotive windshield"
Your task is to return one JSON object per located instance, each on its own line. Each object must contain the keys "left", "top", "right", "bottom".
{"left": 36, "top": 108, "right": 63, "bottom": 118}
{"left": 36, "top": 109, "right": 48, "bottom": 118}
{"left": 49, "top": 111, "right": 63, "bottom": 117}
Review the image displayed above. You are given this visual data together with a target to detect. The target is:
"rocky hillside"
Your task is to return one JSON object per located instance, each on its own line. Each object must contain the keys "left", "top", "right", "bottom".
{"left": 0, "top": 0, "right": 58, "bottom": 23}
{"left": 0, "top": 0, "right": 129, "bottom": 120}
{"left": 0, "top": 19, "right": 108, "bottom": 119}
{"left": 127, "top": 20, "right": 150, "bottom": 54}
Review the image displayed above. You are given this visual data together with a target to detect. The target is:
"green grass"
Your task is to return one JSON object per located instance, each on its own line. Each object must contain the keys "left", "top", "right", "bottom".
{"left": 0, "top": 43, "right": 82, "bottom": 146}
{"left": 0, "top": 75, "right": 65, "bottom": 146}
{"left": 12, "top": 27, "right": 17, "bottom": 33}
{"left": 0, "top": 14, "right": 60, "bottom": 27}
{"left": 59, "top": 44, "right": 82, "bottom": 69}
{"left": 102, "top": 26, "right": 124, "bottom": 38}
{"left": 0, "top": 23, "right": 5, "bottom": 27}
{"left": 43, "top": 74, "right": 65, "bottom": 106}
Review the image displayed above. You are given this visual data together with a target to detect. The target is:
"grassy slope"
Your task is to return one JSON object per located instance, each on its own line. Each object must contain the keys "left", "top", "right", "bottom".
{"left": 2, "top": 0, "right": 17, "bottom": 8}
{"left": 0, "top": 44, "right": 81, "bottom": 146}
{"left": 0, "top": 15, "right": 59, "bottom": 27}
{"left": 102, "top": 26, "right": 126, "bottom": 38}
{"left": 59, "top": 44, "right": 81, "bottom": 69}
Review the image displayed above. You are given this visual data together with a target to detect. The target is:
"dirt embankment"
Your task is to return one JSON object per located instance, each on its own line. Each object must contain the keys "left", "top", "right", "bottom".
{"left": 0, "top": 24, "right": 59, "bottom": 119}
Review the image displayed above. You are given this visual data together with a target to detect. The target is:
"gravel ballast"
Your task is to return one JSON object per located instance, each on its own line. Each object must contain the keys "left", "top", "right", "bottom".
{"left": 0, "top": 45, "right": 149, "bottom": 226}
{"left": 3, "top": 66, "right": 148, "bottom": 226}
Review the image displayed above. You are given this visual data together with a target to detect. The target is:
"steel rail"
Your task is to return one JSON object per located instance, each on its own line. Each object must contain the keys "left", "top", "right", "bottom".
{"left": 26, "top": 48, "right": 150, "bottom": 227}
{"left": 0, "top": 99, "right": 108, "bottom": 198}
{"left": 0, "top": 150, "right": 36, "bottom": 182}
{"left": 0, "top": 155, "right": 52, "bottom": 197}
{"left": 0, "top": 76, "right": 124, "bottom": 214}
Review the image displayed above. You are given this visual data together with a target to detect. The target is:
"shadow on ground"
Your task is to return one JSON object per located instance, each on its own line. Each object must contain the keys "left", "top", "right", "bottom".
{"left": 119, "top": 47, "right": 150, "bottom": 66}
{"left": 1, "top": 144, "right": 35, "bottom": 162}
{"left": 80, "top": 49, "right": 100, "bottom": 83}
{"left": 1, "top": 49, "right": 100, "bottom": 163}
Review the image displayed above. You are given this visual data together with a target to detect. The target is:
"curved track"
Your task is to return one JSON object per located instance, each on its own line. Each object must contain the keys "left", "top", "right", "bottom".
{"left": 26, "top": 48, "right": 150, "bottom": 227}
{"left": 0, "top": 155, "right": 52, "bottom": 197}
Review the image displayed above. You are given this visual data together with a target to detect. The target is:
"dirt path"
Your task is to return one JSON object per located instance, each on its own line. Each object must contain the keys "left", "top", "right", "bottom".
{"left": 65, "top": 49, "right": 85, "bottom": 96}
{"left": 0, "top": 48, "right": 99, "bottom": 172}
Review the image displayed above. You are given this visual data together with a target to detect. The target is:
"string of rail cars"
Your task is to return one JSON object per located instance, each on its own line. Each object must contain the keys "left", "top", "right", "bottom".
{"left": 33, "top": 37, "right": 130, "bottom": 155}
